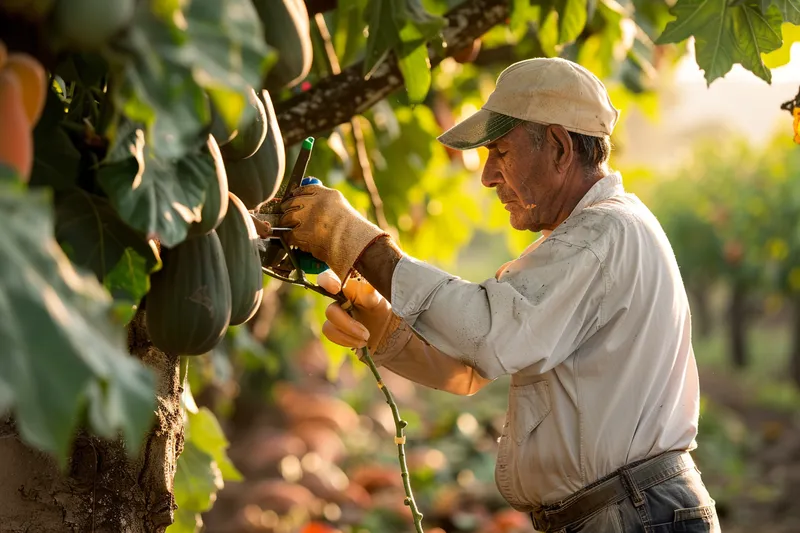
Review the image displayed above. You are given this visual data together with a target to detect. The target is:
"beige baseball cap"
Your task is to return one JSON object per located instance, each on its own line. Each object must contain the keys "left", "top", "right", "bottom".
{"left": 438, "top": 57, "right": 620, "bottom": 150}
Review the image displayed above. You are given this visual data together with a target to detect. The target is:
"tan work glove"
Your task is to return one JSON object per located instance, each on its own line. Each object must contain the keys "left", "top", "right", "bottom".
{"left": 317, "top": 270, "right": 402, "bottom": 354}
{"left": 280, "top": 184, "right": 388, "bottom": 282}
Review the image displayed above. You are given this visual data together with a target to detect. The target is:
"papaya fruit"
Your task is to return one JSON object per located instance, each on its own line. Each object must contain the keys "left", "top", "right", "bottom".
{"left": 4, "top": 53, "right": 46, "bottom": 124}
{"left": 54, "top": 0, "right": 135, "bottom": 50}
{"left": 219, "top": 87, "right": 268, "bottom": 160}
{"left": 0, "top": 70, "right": 32, "bottom": 179}
{"left": 187, "top": 135, "right": 229, "bottom": 236}
{"left": 223, "top": 90, "right": 285, "bottom": 209}
{"left": 147, "top": 231, "right": 232, "bottom": 355}
{"left": 254, "top": 0, "right": 313, "bottom": 91}
{"left": 217, "top": 193, "right": 264, "bottom": 325}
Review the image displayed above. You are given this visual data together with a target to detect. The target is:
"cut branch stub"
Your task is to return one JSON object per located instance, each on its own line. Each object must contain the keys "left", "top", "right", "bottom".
{"left": 276, "top": 0, "right": 510, "bottom": 146}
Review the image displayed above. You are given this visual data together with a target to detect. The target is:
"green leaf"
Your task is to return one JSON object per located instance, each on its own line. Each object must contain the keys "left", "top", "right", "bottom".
{"left": 364, "top": 0, "right": 399, "bottom": 77}
{"left": 29, "top": 89, "right": 81, "bottom": 191}
{"left": 113, "top": 0, "right": 270, "bottom": 159}
{"left": 555, "top": 0, "right": 589, "bottom": 43}
{"left": 767, "top": 0, "right": 800, "bottom": 24}
{"left": 0, "top": 184, "right": 155, "bottom": 461}
{"left": 657, "top": 0, "right": 783, "bottom": 84}
{"left": 173, "top": 440, "right": 222, "bottom": 512}
{"left": 97, "top": 128, "right": 210, "bottom": 247}
{"left": 394, "top": 0, "right": 446, "bottom": 53}
{"left": 363, "top": 0, "right": 444, "bottom": 83}
{"left": 397, "top": 44, "right": 432, "bottom": 104}
{"left": 55, "top": 190, "right": 159, "bottom": 281}
{"left": 186, "top": 407, "right": 242, "bottom": 481}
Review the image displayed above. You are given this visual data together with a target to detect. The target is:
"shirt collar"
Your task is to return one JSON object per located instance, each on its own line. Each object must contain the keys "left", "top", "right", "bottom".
{"left": 570, "top": 171, "right": 624, "bottom": 216}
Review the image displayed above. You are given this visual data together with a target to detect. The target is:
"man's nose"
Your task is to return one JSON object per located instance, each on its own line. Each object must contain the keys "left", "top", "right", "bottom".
{"left": 481, "top": 157, "right": 503, "bottom": 188}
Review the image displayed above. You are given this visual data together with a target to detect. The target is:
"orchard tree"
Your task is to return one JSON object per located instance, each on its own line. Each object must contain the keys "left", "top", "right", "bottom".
{"left": 1, "top": 0, "right": 799, "bottom": 531}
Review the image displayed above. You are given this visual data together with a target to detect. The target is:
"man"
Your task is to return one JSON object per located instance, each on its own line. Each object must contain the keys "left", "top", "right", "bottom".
{"left": 280, "top": 58, "right": 720, "bottom": 532}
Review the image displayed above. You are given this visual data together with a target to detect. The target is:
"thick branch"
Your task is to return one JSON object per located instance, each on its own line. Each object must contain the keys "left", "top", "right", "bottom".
{"left": 276, "top": 0, "right": 510, "bottom": 146}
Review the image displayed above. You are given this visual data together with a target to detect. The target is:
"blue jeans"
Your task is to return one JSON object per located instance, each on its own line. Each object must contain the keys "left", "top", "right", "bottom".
{"left": 530, "top": 451, "right": 720, "bottom": 532}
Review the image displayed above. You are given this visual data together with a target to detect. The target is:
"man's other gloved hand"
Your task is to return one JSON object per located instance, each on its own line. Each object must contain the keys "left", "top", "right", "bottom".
{"left": 280, "top": 184, "right": 388, "bottom": 282}
{"left": 317, "top": 270, "right": 399, "bottom": 354}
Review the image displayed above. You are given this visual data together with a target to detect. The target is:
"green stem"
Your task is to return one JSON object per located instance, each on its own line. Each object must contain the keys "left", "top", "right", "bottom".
{"left": 361, "top": 348, "right": 425, "bottom": 532}
{"left": 260, "top": 265, "right": 425, "bottom": 531}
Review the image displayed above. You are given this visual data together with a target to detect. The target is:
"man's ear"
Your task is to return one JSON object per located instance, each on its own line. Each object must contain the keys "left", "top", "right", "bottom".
{"left": 545, "top": 125, "right": 573, "bottom": 172}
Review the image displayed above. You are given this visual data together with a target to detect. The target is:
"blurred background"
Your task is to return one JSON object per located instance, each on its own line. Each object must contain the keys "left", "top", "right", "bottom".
{"left": 182, "top": 28, "right": 800, "bottom": 533}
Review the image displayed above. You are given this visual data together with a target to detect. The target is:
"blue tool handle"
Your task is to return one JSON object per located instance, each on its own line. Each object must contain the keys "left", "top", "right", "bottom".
{"left": 295, "top": 176, "right": 329, "bottom": 274}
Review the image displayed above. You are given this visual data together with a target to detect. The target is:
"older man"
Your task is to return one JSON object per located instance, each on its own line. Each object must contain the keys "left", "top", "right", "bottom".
{"left": 280, "top": 58, "right": 720, "bottom": 532}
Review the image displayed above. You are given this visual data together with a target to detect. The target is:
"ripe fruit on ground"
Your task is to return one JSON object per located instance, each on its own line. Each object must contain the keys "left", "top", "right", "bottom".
{"left": 255, "top": 0, "right": 313, "bottom": 91}
{"left": 219, "top": 88, "right": 268, "bottom": 160}
{"left": 147, "top": 231, "right": 232, "bottom": 355}
{"left": 188, "top": 135, "right": 229, "bottom": 236}
{"left": 54, "top": 0, "right": 135, "bottom": 50}
{"left": 224, "top": 90, "right": 285, "bottom": 209}
{"left": 217, "top": 193, "right": 264, "bottom": 325}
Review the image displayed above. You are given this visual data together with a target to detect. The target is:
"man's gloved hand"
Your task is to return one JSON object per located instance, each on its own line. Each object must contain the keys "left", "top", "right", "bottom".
{"left": 317, "top": 270, "right": 399, "bottom": 354}
{"left": 280, "top": 184, "right": 388, "bottom": 282}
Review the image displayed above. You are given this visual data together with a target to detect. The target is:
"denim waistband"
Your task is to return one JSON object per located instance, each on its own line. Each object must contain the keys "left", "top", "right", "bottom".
{"left": 530, "top": 450, "right": 695, "bottom": 532}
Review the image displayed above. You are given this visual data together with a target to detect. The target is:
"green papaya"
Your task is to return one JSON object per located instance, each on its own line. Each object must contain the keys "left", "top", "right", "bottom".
{"left": 147, "top": 231, "right": 232, "bottom": 355}
{"left": 187, "top": 135, "right": 229, "bottom": 236}
{"left": 223, "top": 90, "right": 285, "bottom": 209}
{"left": 254, "top": 0, "right": 313, "bottom": 91}
{"left": 217, "top": 193, "right": 264, "bottom": 325}
{"left": 220, "top": 88, "right": 268, "bottom": 160}
{"left": 54, "top": 0, "right": 134, "bottom": 50}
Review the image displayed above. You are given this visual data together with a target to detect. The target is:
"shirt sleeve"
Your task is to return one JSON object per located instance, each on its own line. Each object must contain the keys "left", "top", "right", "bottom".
{"left": 390, "top": 237, "right": 607, "bottom": 379}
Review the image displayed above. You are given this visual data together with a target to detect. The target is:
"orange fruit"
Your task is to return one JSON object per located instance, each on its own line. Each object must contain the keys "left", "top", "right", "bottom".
{"left": 0, "top": 69, "right": 33, "bottom": 178}
{"left": 4, "top": 53, "right": 46, "bottom": 124}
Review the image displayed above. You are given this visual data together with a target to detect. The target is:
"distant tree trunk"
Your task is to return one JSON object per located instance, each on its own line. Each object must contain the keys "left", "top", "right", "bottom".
{"left": 728, "top": 283, "right": 748, "bottom": 368}
{"left": 791, "top": 295, "right": 800, "bottom": 388}
{"left": 0, "top": 309, "right": 183, "bottom": 532}
{"left": 689, "top": 285, "right": 713, "bottom": 338}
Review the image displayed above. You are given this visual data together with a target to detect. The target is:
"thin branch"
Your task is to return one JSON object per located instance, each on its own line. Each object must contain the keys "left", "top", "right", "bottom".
{"left": 260, "top": 260, "right": 425, "bottom": 531}
{"left": 361, "top": 348, "right": 425, "bottom": 532}
{"left": 277, "top": 0, "right": 510, "bottom": 146}
{"left": 312, "top": 13, "right": 390, "bottom": 231}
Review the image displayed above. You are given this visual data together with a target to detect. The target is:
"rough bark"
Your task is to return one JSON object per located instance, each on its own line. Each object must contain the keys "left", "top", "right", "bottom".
{"left": 276, "top": 0, "right": 510, "bottom": 146}
{"left": 728, "top": 283, "right": 748, "bottom": 369}
{"left": 0, "top": 309, "right": 184, "bottom": 533}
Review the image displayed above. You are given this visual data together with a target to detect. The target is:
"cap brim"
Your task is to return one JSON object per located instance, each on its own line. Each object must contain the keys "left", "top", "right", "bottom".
{"left": 437, "top": 109, "right": 523, "bottom": 150}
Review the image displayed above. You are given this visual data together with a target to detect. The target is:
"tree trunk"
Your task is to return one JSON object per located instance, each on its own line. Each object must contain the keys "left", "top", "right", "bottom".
{"left": 728, "top": 283, "right": 748, "bottom": 369}
{"left": 688, "top": 285, "right": 713, "bottom": 338}
{"left": 0, "top": 309, "right": 184, "bottom": 533}
{"left": 791, "top": 296, "right": 800, "bottom": 388}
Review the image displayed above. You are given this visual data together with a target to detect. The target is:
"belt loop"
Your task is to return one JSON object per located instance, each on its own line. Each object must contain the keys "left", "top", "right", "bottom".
{"left": 621, "top": 467, "right": 646, "bottom": 508}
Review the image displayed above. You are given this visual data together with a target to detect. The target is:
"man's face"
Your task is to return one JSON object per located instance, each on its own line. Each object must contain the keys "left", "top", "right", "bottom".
{"left": 481, "top": 124, "right": 577, "bottom": 232}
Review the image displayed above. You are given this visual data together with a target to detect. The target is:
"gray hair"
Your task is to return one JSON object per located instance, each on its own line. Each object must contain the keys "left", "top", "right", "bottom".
{"left": 523, "top": 121, "right": 611, "bottom": 173}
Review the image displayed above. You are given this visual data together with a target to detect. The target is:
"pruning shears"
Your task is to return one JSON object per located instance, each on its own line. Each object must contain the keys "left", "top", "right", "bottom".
{"left": 256, "top": 137, "right": 330, "bottom": 276}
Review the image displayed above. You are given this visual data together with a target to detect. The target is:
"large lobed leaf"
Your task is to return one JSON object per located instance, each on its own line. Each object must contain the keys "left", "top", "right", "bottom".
{"left": 112, "top": 0, "right": 271, "bottom": 160}
{"left": 657, "top": 0, "right": 783, "bottom": 84}
{"left": 0, "top": 181, "right": 155, "bottom": 461}
{"left": 98, "top": 126, "right": 220, "bottom": 248}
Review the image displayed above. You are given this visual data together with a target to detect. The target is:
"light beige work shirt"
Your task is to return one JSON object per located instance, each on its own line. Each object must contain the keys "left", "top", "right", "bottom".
{"left": 373, "top": 172, "right": 700, "bottom": 510}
